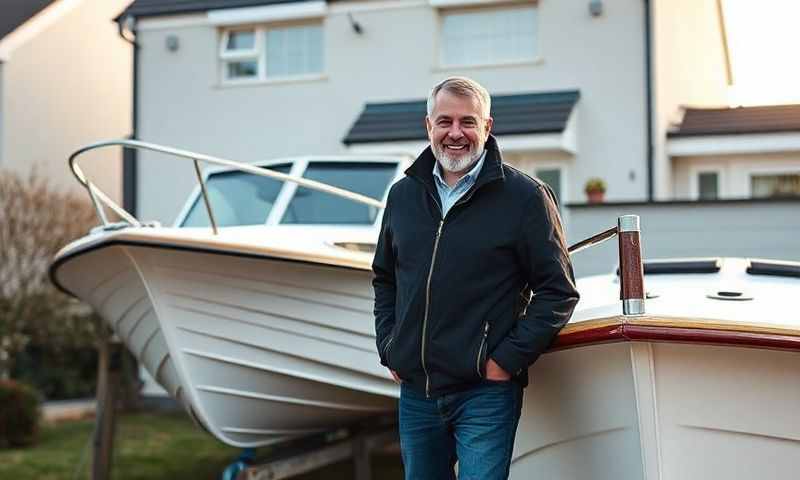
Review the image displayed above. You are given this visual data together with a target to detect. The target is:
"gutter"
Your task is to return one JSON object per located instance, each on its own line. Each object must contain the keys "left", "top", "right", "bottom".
{"left": 644, "top": 0, "right": 654, "bottom": 201}
{"left": 116, "top": 15, "right": 138, "bottom": 216}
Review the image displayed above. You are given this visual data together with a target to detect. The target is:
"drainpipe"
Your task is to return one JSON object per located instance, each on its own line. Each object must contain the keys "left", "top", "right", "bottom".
{"left": 643, "top": 0, "right": 654, "bottom": 201}
{"left": 117, "top": 15, "right": 138, "bottom": 216}
{"left": 111, "top": 13, "right": 142, "bottom": 415}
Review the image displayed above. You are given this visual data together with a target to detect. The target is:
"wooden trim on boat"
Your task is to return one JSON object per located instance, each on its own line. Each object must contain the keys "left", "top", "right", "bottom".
{"left": 622, "top": 325, "right": 800, "bottom": 350}
{"left": 552, "top": 316, "right": 800, "bottom": 352}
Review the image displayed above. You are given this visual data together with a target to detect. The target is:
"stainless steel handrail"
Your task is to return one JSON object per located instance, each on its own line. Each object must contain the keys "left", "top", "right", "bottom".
{"left": 68, "top": 139, "right": 388, "bottom": 233}
{"left": 567, "top": 226, "right": 617, "bottom": 255}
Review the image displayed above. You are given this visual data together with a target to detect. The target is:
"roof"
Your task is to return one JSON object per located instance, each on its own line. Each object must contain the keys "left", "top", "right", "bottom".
{"left": 668, "top": 104, "right": 800, "bottom": 137}
{"left": 118, "top": 0, "right": 310, "bottom": 19}
{"left": 0, "top": 0, "right": 57, "bottom": 41}
{"left": 343, "top": 90, "right": 580, "bottom": 145}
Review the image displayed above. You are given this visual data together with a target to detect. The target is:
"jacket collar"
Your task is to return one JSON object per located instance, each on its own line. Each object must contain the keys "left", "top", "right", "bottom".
{"left": 405, "top": 135, "right": 505, "bottom": 193}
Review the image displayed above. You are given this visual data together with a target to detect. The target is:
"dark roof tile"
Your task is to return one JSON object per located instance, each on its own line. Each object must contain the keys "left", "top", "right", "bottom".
{"left": 0, "top": 0, "right": 57, "bottom": 41}
{"left": 669, "top": 104, "right": 800, "bottom": 137}
{"left": 343, "top": 90, "right": 579, "bottom": 145}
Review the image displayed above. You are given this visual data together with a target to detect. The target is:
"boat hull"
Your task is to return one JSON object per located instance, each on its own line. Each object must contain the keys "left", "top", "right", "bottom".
{"left": 53, "top": 239, "right": 397, "bottom": 447}
{"left": 514, "top": 340, "right": 800, "bottom": 479}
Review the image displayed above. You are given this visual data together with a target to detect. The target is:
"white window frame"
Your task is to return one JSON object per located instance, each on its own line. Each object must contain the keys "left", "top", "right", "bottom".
{"left": 688, "top": 164, "right": 725, "bottom": 200}
{"left": 219, "top": 21, "right": 325, "bottom": 85}
{"left": 219, "top": 27, "right": 263, "bottom": 83}
{"left": 436, "top": 1, "right": 540, "bottom": 70}
{"left": 744, "top": 165, "right": 800, "bottom": 198}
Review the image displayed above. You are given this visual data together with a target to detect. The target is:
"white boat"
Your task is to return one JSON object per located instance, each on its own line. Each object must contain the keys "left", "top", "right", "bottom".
{"left": 512, "top": 256, "right": 800, "bottom": 479}
{"left": 53, "top": 140, "right": 800, "bottom": 478}
{"left": 51, "top": 140, "right": 411, "bottom": 447}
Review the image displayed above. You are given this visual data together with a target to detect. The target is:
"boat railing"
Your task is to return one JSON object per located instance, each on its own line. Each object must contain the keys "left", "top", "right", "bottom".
{"left": 68, "top": 139, "right": 388, "bottom": 235}
{"left": 69, "top": 139, "right": 644, "bottom": 315}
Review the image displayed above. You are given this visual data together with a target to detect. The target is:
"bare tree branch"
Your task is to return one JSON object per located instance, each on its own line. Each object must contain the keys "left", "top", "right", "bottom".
{"left": 0, "top": 169, "right": 102, "bottom": 377}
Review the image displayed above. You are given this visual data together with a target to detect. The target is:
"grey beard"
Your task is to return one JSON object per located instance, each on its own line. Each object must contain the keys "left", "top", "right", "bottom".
{"left": 433, "top": 144, "right": 482, "bottom": 174}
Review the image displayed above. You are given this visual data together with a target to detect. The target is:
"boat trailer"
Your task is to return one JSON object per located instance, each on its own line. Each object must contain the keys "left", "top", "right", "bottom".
{"left": 223, "top": 416, "right": 399, "bottom": 480}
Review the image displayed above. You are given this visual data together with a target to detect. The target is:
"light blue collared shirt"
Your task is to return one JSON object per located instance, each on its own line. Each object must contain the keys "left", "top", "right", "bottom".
{"left": 432, "top": 150, "right": 487, "bottom": 217}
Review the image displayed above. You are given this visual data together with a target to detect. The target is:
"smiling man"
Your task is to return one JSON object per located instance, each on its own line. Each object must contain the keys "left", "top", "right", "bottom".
{"left": 372, "top": 77, "right": 580, "bottom": 479}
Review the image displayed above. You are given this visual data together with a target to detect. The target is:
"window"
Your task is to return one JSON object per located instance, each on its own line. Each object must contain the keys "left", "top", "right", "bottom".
{"left": 221, "top": 29, "right": 260, "bottom": 80}
{"left": 440, "top": 4, "right": 537, "bottom": 67}
{"left": 697, "top": 172, "right": 719, "bottom": 200}
{"left": 266, "top": 25, "right": 323, "bottom": 77}
{"left": 181, "top": 164, "right": 292, "bottom": 227}
{"left": 535, "top": 168, "right": 562, "bottom": 206}
{"left": 280, "top": 163, "right": 396, "bottom": 225}
{"left": 220, "top": 23, "right": 323, "bottom": 83}
{"left": 751, "top": 173, "right": 800, "bottom": 198}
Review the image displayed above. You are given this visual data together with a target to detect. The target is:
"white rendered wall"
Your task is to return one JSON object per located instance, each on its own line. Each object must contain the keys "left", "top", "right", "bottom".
{"left": 651, "top": 0, "right": 730, "bottom": 200}
{"left": 0, "top": 0, "right": 130, "bottom": 202}
{"left": 135, "top": 0, "right": 648, "bottom": 225}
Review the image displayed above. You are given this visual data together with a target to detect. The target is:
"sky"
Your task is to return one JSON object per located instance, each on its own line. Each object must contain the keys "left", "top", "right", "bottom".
{"left": 723, "top": 0, "right": 800, "bottom": 106}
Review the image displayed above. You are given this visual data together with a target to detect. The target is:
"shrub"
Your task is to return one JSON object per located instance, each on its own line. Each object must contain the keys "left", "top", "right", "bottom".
{"left": 0, "top": 379, "right": 42, "bottom": 448}
{"left": 13, "top": 345, "right": 98, "bottom": 400}
{"left": 0, "top": 170, "right": 101, "bottom": 378}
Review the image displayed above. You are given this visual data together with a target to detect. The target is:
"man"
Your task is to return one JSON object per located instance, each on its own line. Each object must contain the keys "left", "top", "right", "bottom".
{"left": 372, "top": 77, "right": 579, "bottom": 480}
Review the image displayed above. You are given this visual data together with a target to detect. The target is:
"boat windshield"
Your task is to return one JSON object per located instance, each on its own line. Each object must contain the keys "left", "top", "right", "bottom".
{"left": 181, "top": 164, "right": 292, "bottom": 227}
{"left": 279, "top": 162, "right": 396, "bottom": 225}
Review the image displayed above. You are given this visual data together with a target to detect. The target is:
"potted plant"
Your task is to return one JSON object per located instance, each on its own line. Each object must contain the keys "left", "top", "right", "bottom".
{"left": 584, "top": 177, "right": 606, "bottom": 203}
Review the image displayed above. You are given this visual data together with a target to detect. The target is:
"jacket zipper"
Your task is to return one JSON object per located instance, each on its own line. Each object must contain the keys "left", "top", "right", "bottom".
{"left": 476, "top": 322, "right": 489, "bottom": 378}
{"left": 422, "top": 219, "right": 444, "bottom": 397}
{"left": 383, "top": 335, "right": 394, "bottom": 359}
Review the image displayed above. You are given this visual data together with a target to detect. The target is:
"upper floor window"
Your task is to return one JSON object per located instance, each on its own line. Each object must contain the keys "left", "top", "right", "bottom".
{"left": 221, "top": 29, "right": 259, "bottom": 80}
{"left": 220, "top": 23, "right": 323, "bottom": 83}
{"left": 440, "top": 4, "right": 538, "bottom": 68}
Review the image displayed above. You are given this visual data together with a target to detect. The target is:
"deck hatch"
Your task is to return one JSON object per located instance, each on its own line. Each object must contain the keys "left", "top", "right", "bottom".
{"left": 616, "top": 258, "right": 721, "bottom": 276}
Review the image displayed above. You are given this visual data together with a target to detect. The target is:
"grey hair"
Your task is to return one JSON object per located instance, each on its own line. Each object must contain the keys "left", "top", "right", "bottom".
{"left": 426, "top": 77, "right": 492, "bottom": 119}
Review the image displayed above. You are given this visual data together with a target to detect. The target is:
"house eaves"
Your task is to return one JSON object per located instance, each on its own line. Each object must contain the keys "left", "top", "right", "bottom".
{"left": 0, "top": 0, "right": 83, "bottom": 61}
{"left": 668, "top": 104, "right": 800, "bottom": 138}
{"left": 117, "top": 0, "right": 312, "bottom": 19}
{"left": 667, "top": 104, "right": 800, "bottom": 157}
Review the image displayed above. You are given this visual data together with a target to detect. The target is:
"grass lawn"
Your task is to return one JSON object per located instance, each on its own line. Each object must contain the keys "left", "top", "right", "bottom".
{"left": 0, "top": 412, "right": 403, "bottom": 479}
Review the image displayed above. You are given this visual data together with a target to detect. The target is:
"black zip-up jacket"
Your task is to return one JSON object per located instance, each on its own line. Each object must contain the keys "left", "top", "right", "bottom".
{"left": 372, "top": 136, "right": 580, "bottom": 398}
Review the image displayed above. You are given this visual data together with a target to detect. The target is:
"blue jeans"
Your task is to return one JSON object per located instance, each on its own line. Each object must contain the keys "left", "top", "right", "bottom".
{"left": 398, "top": 380, "right": 523, "bottom": 480}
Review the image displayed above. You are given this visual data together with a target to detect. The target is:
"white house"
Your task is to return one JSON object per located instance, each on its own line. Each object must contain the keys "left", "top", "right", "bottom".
{"left": 0, "top": 0, "right": 131, "bottom": 202}
{"left": 668, "top": 104, "right": 800, "bottom": 200}
{"left": 115, "top": 0, "right": 799, "bottom": 276}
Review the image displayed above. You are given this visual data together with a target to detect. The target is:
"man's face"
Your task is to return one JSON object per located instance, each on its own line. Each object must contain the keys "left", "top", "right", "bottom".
{"left": 426, "top": 90, "right": 493, "bottom": 174}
